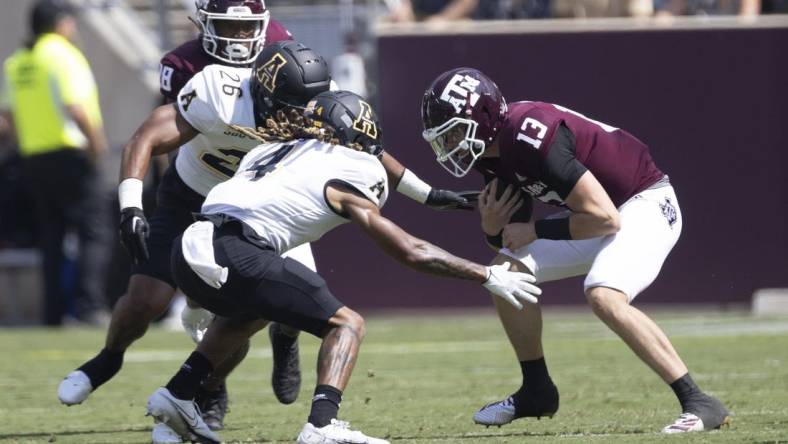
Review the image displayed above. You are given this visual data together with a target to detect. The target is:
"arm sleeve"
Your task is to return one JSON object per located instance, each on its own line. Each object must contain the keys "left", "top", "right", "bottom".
{"left": 176, "top": 70, "right": 220, "bottom": 134}
{"left": 540, "top": 122, "right": 587, "bottom": 199}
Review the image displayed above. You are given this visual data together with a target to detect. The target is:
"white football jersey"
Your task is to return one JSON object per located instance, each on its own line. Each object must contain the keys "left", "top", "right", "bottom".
{"left": 202, "top": 139, "right": 388, "bottom": 255}
{"left": 175, "top": 64, "right": 260, "bottom": 196}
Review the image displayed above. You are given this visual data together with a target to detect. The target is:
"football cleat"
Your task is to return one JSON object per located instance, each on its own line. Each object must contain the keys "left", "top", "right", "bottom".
{"left": 662, "top": 393, "right": 731, "bottom": 433}
{"left": 297, "top": 419, "right": 389, "bottom": 444}
{"left": 474, "top": 396, "right": 518, "bottom": 426}
{"left": 269, "top": 323, "right": 301, "bottom": 404}
{"left": 151, "top": 422, "right": 183, "bottom": 443}
{"left": 58, "top": 370, "right": 92, "bottom": 405}
{"left": 195, "top": 384, "right": 229, "bottom": 431}
{"left": 473, "top": 385, "right": 559, "bottom": 426}
{"left": 662, "top": 413, "right": 705, "bottom": 433}
{"left": 146, "top": 387, "right": 221, "bottom": 444}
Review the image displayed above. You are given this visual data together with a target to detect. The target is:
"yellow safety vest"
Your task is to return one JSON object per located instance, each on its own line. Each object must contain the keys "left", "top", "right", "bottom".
{"left": 1, "top": 33, "right": 102, "bottom": 156}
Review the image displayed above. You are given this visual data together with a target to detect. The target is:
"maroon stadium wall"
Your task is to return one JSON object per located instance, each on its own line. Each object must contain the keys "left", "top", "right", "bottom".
{"left": 311, "top": 19, "right": 788, "bottom": 309}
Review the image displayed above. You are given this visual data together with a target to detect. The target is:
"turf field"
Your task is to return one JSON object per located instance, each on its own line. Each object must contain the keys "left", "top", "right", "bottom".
{"left": 1, "top": 309, "right": 787, "bottom": 444}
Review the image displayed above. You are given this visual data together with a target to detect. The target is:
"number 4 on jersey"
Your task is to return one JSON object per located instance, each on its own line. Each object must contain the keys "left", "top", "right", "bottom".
{"left": 246, "top": 144, "right": 295, "bottom": 180}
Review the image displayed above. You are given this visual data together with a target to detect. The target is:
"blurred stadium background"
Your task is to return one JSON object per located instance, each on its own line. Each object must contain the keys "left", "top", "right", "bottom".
{"left": 0, "top": 1, "right": 786, "bottom": 442}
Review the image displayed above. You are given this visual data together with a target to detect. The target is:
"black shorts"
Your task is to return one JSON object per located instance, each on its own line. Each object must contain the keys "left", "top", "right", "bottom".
{"left": 131, "top": 165, "right": 204, "bottom": 288}
{"left": 171, "top": 216, "right": 344, "bottom": 337}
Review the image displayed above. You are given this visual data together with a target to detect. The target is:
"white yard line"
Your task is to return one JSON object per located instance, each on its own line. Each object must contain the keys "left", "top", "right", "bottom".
{"left": 22, "top": 317, "right": 788, "bottom": 363}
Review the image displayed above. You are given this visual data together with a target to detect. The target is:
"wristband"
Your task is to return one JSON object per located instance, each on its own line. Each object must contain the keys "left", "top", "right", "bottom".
{"left": 485, "top": 231, "right": 503, "bottom": 248}
{"left": 396, "top": 169, "right": 432, "bottom": 204}
{"left": 535, "top": 218, "right": 572, "bottom": 240}
{"left": 118, "top": 178, "right": 143, "bottom": 211}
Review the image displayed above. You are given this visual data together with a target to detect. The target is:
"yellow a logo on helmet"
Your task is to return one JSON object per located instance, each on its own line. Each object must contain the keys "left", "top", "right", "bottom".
{"left": 256, "top": 53, "right": 288, "bottom": 93}
{"left": 352, "top": 100, "right": 377, "bottom": 139}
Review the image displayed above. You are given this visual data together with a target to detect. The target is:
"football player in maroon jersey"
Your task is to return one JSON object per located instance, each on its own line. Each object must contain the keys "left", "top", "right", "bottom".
{"left": 159, "top": 0, "right": 292, "bottom": 104}
{"left": 421, "top": 67, "right": 730, "bottom": 434}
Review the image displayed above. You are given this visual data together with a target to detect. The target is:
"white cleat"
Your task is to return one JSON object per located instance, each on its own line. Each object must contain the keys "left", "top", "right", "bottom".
{"left": 152, "top": 422, "right": 183, "bottom": 443}
{"left": 662, "top": 413, "right": 705, "bottom": 433}
{"left": 146, "top": 387, "right": 221, "bottom": 444}
{"left": 296, "top": 419, "right": 389, "bottom": 444}
{"left": 58, "top": 371, "right": 93, "bottom": 405}
{"left": 473, "top": 396, "right": 516, "bottom": 426}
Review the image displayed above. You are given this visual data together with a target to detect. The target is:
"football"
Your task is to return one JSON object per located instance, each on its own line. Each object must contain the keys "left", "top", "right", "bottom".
{"left": 492, "top": 179, "right": 533, "bottom": 223}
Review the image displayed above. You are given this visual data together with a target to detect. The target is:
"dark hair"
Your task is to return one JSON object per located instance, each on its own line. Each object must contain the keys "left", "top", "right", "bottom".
{"left": 30, "top": 0, "right": 75, "bottom": 36}
{"left": 230, "top": 109, "right": 364, "bottom": 152}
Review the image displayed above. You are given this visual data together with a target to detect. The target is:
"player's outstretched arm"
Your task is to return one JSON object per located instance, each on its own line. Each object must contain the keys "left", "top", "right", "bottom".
{"left": 117, "top": 104, "right": 197, "bottom": 264}
{"left": 380, "top": 151, "right": 476, "bottom": 211}
{"left": 326, "top": 183, "right": 541, "bottom": 309}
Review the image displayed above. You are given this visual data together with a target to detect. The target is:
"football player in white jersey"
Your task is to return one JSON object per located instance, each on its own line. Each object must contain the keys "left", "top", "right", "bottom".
{"left": 146, "top": 91, "right": 542, "bottom": 444}
{"left": 57, "top": 42, "right": 331, "bottom": 434}
{"left": 58, "top": 41, "right": 474, "bottom": 434}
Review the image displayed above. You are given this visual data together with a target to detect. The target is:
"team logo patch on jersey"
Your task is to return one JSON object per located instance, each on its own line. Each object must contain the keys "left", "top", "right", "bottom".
{"left": 179, "top": 90, "right": 197, "bottom": 112}
{"left": 518, "top": 177, "right": 565, "bottom": 206}
{"left": 352, "top": 100, "right": 378, "bottom": 139}
{"left": 369, "top": 179, "right": 385, "bottom": 200}
{"left": 256, "top": 53, "right": 288, "bottom": 93}
{"left": 660, "top": 197, "right": 678, "bottom": 228}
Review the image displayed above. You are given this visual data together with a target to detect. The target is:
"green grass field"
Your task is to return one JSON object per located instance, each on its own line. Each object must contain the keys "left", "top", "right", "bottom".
{"left": 1, "top": 309, "right": 787, "bottom": 444}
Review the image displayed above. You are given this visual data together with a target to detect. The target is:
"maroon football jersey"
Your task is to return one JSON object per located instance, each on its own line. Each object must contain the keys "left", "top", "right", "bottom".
{"left": 158, "top": 18, "right": 293, "bottom": 102}
{"left": 476, "top": 101, "right": 663, "bottom": 208}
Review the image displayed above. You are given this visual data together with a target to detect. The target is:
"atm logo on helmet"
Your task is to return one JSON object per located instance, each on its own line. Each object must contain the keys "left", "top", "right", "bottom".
{"left": 352, "top": 100, "right": 378, "bottom": 139}
{"left": 256, "top": 53, "right": 288, "bottom": 93}
{"left": 440, "top": 74, "right": 480, "bottom": 114}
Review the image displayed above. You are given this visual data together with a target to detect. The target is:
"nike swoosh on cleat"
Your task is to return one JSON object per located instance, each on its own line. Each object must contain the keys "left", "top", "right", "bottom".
{"left": 170, "top": 400, "right": 199, "bottom": 427}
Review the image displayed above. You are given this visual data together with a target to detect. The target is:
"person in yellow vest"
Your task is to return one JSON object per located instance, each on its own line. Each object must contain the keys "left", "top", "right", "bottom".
{"left": 0, "top": 0, "right": 111, "bottom": 326}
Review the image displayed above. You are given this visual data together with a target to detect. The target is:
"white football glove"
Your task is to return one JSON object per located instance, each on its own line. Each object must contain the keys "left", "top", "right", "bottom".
{"left": 482, "top": 261, "right": 541, "bottom": 310}
{"left": 180, "top": 305, "right": 215, "bottom": 344}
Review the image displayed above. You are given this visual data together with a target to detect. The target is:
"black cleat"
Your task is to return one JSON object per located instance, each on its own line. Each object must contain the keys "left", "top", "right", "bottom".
{"left": 269, "top": 323, "right": 301, "bottom": 404}
{"left": 473, "top": 384, "right": 559, "bottom": 426}
{"left": 195, "top": 384, "right": 229, "bottom": 431}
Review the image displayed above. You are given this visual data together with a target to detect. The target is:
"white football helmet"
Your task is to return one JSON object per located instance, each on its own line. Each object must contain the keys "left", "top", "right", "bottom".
{"left": 195, "top": 0, "right": 270, "bottom": 65}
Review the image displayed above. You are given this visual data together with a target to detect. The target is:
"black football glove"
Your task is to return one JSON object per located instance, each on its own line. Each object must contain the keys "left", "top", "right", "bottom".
{"left": 425, "top": 189, "right": 480, "bottom": 211}
{"left": 119, "top": 207, "right": 150, "bottom": 264}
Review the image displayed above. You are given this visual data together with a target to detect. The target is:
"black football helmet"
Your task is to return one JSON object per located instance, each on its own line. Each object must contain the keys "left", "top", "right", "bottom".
{"left": 304, "top": 91, "right": 383, "bottom": 157}
{"left": 421, "top": 67, "right": 507, "bottom": 177}
{"left": 250, "top": 41, "right": 331, "bottom": 123}
{"left": 195, "top": 0, "right": 269, "bottom": 65}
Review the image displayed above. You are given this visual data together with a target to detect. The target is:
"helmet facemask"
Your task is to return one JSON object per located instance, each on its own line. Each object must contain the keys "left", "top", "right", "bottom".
{"left": 197, "top": 6, "right": 270, "bottom": 65}
{"left": 421, "top": 68, "right": 507, "bottom": 179}
{"left": 422, "top": 117, "right": 485, "bottom": 178}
